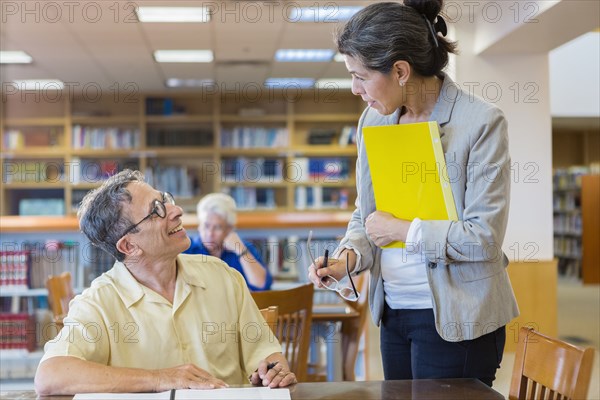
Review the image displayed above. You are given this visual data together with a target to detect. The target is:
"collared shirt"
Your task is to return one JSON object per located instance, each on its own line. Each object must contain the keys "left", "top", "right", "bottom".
{"left": 40, "top": 254, "right": 282, "bottom": 384}
{"left": 184, "top": 237, "right": 273, "bottom": 291}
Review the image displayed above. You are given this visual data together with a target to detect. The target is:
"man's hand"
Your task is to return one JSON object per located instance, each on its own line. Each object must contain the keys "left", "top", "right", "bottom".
{"left": 249, "top": 360, "right": 297, "bottom": 388}
{"left": 155, "top": 364, "right": 228, "bottom": 391}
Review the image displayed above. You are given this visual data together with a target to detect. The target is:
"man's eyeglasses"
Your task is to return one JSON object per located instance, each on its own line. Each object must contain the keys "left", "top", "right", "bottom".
{"left": 121, "top": 192, "right": 175, "bottom": 237}
{"left": 306, "top": 230, "right": 360, "bottom": 302}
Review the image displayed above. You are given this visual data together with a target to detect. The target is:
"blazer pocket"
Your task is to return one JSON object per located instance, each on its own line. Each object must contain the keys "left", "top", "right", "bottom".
{"left": 457, "top": 262, "right": 503, "bottom": 282}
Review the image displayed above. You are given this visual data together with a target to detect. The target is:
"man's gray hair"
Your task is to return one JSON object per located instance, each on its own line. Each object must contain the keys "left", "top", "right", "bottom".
{"left": 77, "top": 169, "right": 145, "bottom": 262}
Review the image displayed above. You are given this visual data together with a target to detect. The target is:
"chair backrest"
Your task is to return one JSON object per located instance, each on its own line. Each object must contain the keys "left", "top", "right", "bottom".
{"left": 341, "top": 270, "right": 370, "bottom": 381}
{"left": 259, "top": 306, "right": 279, "bottom": 334}
{"left": 46, "top": 271, "right": 74, "bottom": 325}
{"left": 251, "top": 283, "right": 314, "bottom": 382}
{"left": 510, "top": 327, "right": 595, "bottom": 400}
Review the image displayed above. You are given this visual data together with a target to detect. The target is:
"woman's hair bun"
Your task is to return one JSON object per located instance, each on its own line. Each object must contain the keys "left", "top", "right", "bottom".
{"left": 403, "top": 0, "right": 443, "bottom": 21}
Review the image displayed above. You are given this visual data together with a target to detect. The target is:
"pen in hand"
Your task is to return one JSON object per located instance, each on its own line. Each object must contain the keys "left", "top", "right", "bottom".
{"left": 322, "top": 249, "right": 329, "bottom": 270}
{"left": 248, "top": 361, "right": 279, "bottom": 381}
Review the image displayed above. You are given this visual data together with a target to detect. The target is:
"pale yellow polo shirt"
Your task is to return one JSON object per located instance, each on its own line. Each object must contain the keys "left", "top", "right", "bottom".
{"left": 40, "top": 254, "right": 282, "bottom": 384}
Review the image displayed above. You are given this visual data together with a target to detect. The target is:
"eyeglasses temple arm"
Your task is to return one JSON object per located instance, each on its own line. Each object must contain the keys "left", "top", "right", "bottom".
{"left": 346, "top": 251, "right": 359, "bottom": 297}
{"left": 306, "top": 230, "right": 318, "bottom": 268}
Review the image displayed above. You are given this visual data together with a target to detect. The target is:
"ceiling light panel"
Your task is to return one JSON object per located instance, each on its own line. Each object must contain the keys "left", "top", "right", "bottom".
{"left": 0, "top": 51, "right": 33, "bottom": 64}
{"left": 287, "top": 6, "right": 362, "bottom": 22}
{"left": 275, "top": 49, "right": 334, "bottom": 62}
{"left": 154, "top": 50, "right": 214, "bottom": 63}
{"left": 264, "top": 78, "right": 315, "bottom": 88}
{"left": 136, "top": 7, "right": 211, "bottom": 23}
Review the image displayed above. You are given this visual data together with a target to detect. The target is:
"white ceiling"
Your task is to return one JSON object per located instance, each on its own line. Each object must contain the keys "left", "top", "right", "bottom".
{"left": 0, "top": 0, "right": 376, "bottom": 92}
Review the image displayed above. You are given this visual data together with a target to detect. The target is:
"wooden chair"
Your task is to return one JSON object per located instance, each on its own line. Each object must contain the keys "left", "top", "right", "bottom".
{"left": 259, "top": 306, "right": 279, "bottom": 334}
{"left": 251, "top": 283, "right": 314, "bottom": 382}
{"left": 510, "top": 327, "right": 595, "bottom": 400}
{"left": 46, "top": 272, "right": 74, "bottom": 329}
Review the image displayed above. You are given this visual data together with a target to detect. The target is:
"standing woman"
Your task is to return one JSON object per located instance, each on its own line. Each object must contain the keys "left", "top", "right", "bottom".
{"left": 185, "top": 193, "right": 272, "bottom": 291}
{"left": 308, "top": 0, "right": 518, "bottom": 386}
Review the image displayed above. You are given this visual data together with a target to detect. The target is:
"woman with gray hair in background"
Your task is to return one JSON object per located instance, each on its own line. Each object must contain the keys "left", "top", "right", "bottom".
{"left": 308, "top": 0, "right": 518, "bottom": 387}
{"left": 185, "top": 193, "right": 272, "bottom": 291}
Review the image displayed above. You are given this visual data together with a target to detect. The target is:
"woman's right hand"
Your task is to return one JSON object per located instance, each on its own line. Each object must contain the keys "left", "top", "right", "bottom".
{"left": 307, "top": 250, "right": 356, "bottom": 287}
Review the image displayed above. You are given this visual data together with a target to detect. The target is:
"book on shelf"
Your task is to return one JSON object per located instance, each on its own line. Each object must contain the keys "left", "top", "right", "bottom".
{"left": 221, "top": 158, "right": 283, "bottom": 183}
{"left": 83, "top": 245, "right": 115, "bottom": 287}
{"left": 3, "top": 127, "right": 61, "bottom": 150}
{"left": 308, "top": 129, "right": 336, "bottom": 145}
{"left": 295, "top": 186, "right": 349, "bottom": 210}
{"left": 0, "top": 313, "right": 36, "bottom": 351}
{"left": 146, "top": 127, "right": 213, "bottom": 147}
{"left": 338, "top": 125, "right": 357, "bottom": 146}
{"left": 145, "top": 97, "right": 186, "bottom": 116}
{"left": 146, "top": 165, "right": 201, "bottom": 198}
{"left": 4, "top": 161, "right": 64, "bottom": 184}
{"left": 19, "top": 199, "right": 65, "bottom": 216}
{"left": 222, "top": 187, "right": 276, "bottom": 210}
{"left": 0, "top": 251, "right": 30, "bottom": 290}
{"left": 221, "top": 127, "right": 288, "bottom": 148}
{"left": 72, "top": 125, "right": 140, "bottom": 150}
{"left": 25, "top": 241, "right": 79, "bottom": 289}
{"left": 71, "top": 158, "right": 140, "bottom": 184}
{"left": 292, "top": 157, "right": 350, "bottom": 183}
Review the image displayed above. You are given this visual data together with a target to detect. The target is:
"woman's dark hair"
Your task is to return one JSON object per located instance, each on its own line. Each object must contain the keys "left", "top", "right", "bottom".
{"left": 336, "top": 0, "right": 458, "bottom": 76}
{"left": 77, "top": 169, "right": 144, "bottom": 262}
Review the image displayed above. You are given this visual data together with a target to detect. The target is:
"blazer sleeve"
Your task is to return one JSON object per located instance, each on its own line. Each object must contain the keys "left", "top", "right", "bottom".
{"left": 337, "top": 108, "right": 379, "bottom": 274}
{"left": 421, "top": 107, "right": 511, "bottom": 264}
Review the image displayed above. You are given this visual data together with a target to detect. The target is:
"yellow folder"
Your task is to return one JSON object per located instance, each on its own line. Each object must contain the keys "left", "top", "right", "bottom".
{"left": 363, "top": 121, "right": 458, "bottom": 248}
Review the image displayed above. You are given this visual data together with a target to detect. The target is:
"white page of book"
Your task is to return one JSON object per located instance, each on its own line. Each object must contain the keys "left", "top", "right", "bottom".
{"left": 74, "top": 387, "right": 291, "bottom": 400}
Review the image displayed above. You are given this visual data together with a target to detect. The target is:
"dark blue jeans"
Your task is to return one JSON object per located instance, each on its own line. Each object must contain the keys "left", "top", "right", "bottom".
{"left": 380, "top": 304, "right": 505, "bottom": 387}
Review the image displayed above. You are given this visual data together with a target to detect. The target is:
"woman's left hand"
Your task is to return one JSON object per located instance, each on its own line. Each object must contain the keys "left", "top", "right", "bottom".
{"left": 365, "top": 211, "right": 410, "bottom": 247}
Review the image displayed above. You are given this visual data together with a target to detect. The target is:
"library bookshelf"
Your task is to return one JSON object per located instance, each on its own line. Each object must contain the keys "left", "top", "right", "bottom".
{"left": 1, "top": 89, "right": 363, "bottom": 216}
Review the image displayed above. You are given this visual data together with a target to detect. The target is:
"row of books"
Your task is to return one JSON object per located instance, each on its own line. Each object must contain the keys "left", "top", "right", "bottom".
{"left": 0, "top": 313, "right": 36, "bottom": 351}
{"left": 292, "top": 157, "right": 351, "bottom": 183}
{"left": 221, "top": 127, "right": 289, "bottom": 148}
{"left": 295, "top": 186, "right": 350, "bottom": 210}
{"left": 146, "top": 97, "right": 187, "bottom": 116}
{"left": 3, "top": 128, "right": 61, "bottom": 149}
{"left": 70, "top": 158, "right": 139, "bottom": 184}
{"left": 222, "top": 158, "right": 284, "bottom": 183}
{"left": 0, "top": 252, "right": 29, "bottom": 290}
{"left": 222, "top": 187, "right": 276, "bottom": 210}
{"left": 553, "top": 192, "right": 580, "bottom": 212}
{"left": 146, "top": 165, "right": 202, "bottom": 198}
{"left": 72, "top": 126, "right": 140, "bottom": 150}
{"left": 553, "top": 213, "right": 582, "bottom": 235}
{"left": 147, "top": 127, "right": 213, "bottom": 147}
{"left": 3, "top": 161, "right": 64, "bottom": 184}
{"left": 553, "top": 166, "right": 589, "bottom": 190}
{"left": 554, "top": 236, "right": 582, "bottom": 259}
{"left": 0, "top": 242, "right": 79, "bottom": 290}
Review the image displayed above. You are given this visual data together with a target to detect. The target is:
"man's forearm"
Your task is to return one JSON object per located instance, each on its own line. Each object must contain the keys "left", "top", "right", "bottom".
{"left": 35, "top": 356, "right": 158, "bottom": 396}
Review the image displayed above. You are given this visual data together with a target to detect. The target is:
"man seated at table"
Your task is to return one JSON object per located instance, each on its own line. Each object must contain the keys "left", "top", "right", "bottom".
{"left": 34, "top": 170, "right": 296, "bottom": 395}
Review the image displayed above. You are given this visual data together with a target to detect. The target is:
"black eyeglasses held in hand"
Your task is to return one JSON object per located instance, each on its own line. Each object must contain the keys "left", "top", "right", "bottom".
{"left": 307, "top": 230, "right": 360, "bottom": 302}
{"left": 121, "top": 191, "right": 175, "bottom": 237}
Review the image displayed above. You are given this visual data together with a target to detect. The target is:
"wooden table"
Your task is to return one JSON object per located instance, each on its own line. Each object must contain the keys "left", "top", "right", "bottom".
{"left": 0, "top": 379, "right": 505, "bottom": 399}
